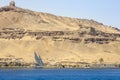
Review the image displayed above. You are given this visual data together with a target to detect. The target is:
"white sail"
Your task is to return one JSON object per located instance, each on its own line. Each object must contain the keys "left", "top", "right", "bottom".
{"left": 34, "top": 52, "right": 44, "bottom": 67}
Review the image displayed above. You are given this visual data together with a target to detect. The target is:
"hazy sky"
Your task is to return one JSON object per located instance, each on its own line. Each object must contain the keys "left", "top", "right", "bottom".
{"left": 0, "top": 0, "right": 120, "bottom": 28}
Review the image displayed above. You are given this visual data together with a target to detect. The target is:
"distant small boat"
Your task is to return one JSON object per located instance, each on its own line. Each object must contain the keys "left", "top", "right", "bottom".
{"left": 34, "top": 52, "right": 44, "bottom": 68}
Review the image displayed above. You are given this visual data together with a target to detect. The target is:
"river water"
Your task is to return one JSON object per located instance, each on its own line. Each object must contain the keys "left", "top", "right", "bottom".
{"left": 0, "top": 69, "right": 120, "bottom": 80}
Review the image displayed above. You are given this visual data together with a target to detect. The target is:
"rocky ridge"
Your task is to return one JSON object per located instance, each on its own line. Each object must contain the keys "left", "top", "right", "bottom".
{"left": 0, "top": 5, "right": 120, "bottom": 67}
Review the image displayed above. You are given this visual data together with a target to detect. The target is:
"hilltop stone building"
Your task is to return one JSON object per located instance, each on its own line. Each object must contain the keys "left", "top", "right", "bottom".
{"left": 9, "top": 0, "right": 15, "bottom": 7}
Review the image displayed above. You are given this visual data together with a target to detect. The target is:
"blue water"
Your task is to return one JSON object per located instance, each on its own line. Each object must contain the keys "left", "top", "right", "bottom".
{"left": 0, "top": 69, "right": 120, "bottom": 80}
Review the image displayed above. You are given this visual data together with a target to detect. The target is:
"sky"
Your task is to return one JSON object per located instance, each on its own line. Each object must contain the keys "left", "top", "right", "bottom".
{"left": 0, "top": 0, "right": 120, "bottom": 28}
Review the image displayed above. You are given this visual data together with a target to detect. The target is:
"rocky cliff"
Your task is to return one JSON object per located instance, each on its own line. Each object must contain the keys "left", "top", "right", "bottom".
{"left": 0, "top": 6, "right": 120, "bottom": 66}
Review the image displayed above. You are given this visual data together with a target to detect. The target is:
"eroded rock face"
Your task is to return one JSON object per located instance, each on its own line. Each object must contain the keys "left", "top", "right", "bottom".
{"left": 0, "top": 27, "right": 119, "bottom": 44}
{"left": 0, "top": 6, "right": 15, "bottom": 12}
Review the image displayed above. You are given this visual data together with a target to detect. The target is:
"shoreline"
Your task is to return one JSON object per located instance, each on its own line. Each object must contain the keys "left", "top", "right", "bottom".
{"left": 0, "top": 66, "right": 120, "bottom": 69}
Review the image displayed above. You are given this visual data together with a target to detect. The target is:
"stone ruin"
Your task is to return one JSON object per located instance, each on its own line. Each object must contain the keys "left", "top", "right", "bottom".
{"left": 9, "top": 0, "right": 15, "bottom": 7}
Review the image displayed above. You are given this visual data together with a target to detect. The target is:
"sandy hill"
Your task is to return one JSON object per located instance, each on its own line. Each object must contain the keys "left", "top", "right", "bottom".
{"left": 0, "top": 6, "right": 120, "bottom": 33}
{"left": 0, "top": 5, "right": 120, "bottom": 65}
